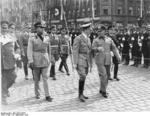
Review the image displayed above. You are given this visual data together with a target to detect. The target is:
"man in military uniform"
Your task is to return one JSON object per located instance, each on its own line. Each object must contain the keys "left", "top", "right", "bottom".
{"left": 142, "top": 29, "right": 149, "bottom": 68}
{"left": 1, "top": 21, "right": 20, "bottom": 105}
{"left": 108, "top": 26, "right": 120, "bottom": 81}
{"left": 147, "top": 31, "right": 150, "bottom": 68}
{"left": 92, "top": 26, "right": 121, "bottom": 98}
{"left": 27, "top": 22, "right": 53, "bottom": 102}
{"left": 73, "top": 23, "right": 92, "bottom": 102}
{"left": 122, "top": 31, "right": 130, "bottom": 65}
{"left": 19, "top": 27, "right": 30, "bottom": 80}
{"left": 49, "top": 25, "right": 59, "bottom": 80}
{"left": 58, "top": 27, "right": 70, "bottom": 75}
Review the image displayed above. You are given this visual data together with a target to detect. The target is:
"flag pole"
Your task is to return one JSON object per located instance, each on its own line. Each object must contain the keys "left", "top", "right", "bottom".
{"left": 140, "top": 0, "right": 143, "bottom": 18}
{"left": 91, "top": 0, "right": 94, "bottom": 26}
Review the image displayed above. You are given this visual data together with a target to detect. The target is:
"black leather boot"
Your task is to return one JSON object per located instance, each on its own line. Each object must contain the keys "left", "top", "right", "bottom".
{"left": 50, "top": 65, "right": 56, "bottom": 80}
{"left": 64, "top": 63, "right": 70, "bottom": 76}
{"left": 58, "top": 61, "right": 64, "bottom": 73}
{"left": 78, "top": 80, "right": 85, "bottom": 102}
{"left": 82, "top": 80, "right": 88, "bottom": 99}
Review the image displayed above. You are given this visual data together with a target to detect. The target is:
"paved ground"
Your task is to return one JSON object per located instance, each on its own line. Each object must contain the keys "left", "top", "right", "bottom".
{"left": 1, "top": 58, "right": 150, "bottom": 112}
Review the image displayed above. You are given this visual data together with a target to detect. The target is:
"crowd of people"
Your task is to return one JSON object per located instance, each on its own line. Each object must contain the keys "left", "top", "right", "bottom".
{"left": 70, "top": 26, "right": 150, "bottom": 68}
{"left": 1, "top": 20, "right": 150, "bottom": 105}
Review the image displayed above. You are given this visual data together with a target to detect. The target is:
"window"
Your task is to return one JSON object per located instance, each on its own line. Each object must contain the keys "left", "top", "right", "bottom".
{"left": 82, "top": 9, "right": 85, "bottom": 17}
{"left": 117, "top": 7, "right": 122, "bottom": 15}
{"left": 129, "top": 7, "right": 133, "bottom": 15}
{"left": 103, "top": 9, "right": 108, "bottom": 15}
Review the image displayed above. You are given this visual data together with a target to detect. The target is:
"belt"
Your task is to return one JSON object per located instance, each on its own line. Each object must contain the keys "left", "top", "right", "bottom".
{"left": 23, "top": 44, "right": 28, "bottom": 46}
{"left": 79, "top": 52, "right": 88, "bottom": 54}
{"left": 62, "top": 45, "right": 68, "bottom": 47}
{"left": 51, "top": 45, "right": 58, "bottom": 47}
{"left": 33, "top": 51, "right": 47, "bottom": 53}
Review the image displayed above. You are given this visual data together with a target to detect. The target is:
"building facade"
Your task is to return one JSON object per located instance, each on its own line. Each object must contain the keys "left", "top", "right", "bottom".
{"left": 2, "top": 0, "right": 148, "bottom": 28}
{"left": 32, "top": 0, "right": 150, "bottom": 28}
{"left": 0, "top": 0, "right": 33, "bottom": 27}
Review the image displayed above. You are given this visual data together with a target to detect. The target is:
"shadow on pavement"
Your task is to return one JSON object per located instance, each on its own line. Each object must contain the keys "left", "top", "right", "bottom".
{"left": 37, "top": 93, "right": 105, "bottom": 112}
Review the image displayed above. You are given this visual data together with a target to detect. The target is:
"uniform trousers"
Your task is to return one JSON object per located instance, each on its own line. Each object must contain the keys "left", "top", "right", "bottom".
{"left": 59, "top": 54, "right": 69, "bottom": 73}
{"left": 2, "top": 68, "right": 17, "bottom": 100}
{"left": 76, "top": 65, "right": 88, "bottom": 95}
{"left": 22, "top": 55, "right": 28, "bottom": 76}
{"left": 21, "top": 46, "right": 28, "bottom": 76}
{"left": 113, "top": 56, "right": 119, "bottom": 78}
{"left": 77, "top": 65, "right": 88, "bottom": 81}
{"left": 96, "top": 64, "right": 109, "bottom": 93}
{"left": 33, "top": 67, "right": 50, "bottom": 97}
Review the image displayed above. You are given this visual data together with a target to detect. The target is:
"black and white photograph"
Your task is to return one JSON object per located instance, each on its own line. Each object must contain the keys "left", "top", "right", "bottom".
{"left": 0, "top": 0, "right": 150, "bottom": 113}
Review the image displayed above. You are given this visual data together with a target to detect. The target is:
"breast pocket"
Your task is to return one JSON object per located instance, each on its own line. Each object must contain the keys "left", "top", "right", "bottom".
{"left": 79, "top": 40, "right": 88, "bottom": 53}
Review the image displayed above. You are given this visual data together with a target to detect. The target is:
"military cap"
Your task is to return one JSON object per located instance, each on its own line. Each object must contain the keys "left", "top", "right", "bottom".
{"left": 34, "top": 21, "right": 45, "bottom": 28}
{"left": 50, "top": 25, "right": 56, "bottom": 30}
{"left": 60, "top": 27, "right": 66, "bottom": 31}
{"left": 1, "top": 21, "right": 9, "bottom": 26}
{"left": 97, "top": 25, "right": 106, "bottom": 31}
{"left": 9, "top": 23, "right": 16, "bottom": 28}
{"left": 107, "top": 25, "right": 113, "bottom": 30}
{"left": 80, "top": 23, "right": 91, "bottom": 29}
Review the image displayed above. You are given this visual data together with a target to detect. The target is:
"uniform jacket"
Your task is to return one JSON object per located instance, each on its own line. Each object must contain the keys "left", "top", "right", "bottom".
{"left": 59, "top": 35, "right": 70, "bottom": 55}
{"left": 49, "top": 33, "right": 60, "bottom": 62}
{"left": 92, "top": 36, "right": 120, "bottom": 65}
{"left": 19, "top": 32, "right": 30, "bottom": 56}
{"left": 142, "top": 33, "right": 149, "bottom": 54}
{"left": 49, "top": 34, "right": 59, "bottom": 55}
{"left": 27, "top": 34, "right": 50, "bottom": 68}
{"left": 73, "top": 33, "right": 92, "bottom": 68}
{"left": 1, "top": 33, "right": 19, "bottom": 70}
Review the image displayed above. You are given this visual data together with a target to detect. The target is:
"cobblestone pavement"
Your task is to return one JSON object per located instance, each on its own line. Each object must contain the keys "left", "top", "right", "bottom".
{"left": 1, "top": 58, "right": 150, "bottom": 112}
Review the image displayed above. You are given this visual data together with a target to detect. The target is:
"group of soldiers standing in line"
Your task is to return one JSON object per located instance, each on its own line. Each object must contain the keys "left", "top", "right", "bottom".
{"left": 1, "top": 20, "right": 150, "bottom": 105}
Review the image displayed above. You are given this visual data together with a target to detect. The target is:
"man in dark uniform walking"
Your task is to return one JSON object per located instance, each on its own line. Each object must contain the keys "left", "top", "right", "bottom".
{"left": 108, "top": 26, "right": 120, "bottom": 81}
{"left": 58, "top": 27, "right": 70, "bottom": 75}
{"left": 122, "top": 31, "right": 130, "bottom": 65}
{"left": 19, "top": 27, "right": 30, "bottom": 80}
{"left": 49, "top": 25, "right": 59, "bottom": 80}
{"left": 142, "top": 30, "right": 149, "bottom": 68}
{"left": 73, "top": 23, "right": 93, "bottom": 102}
